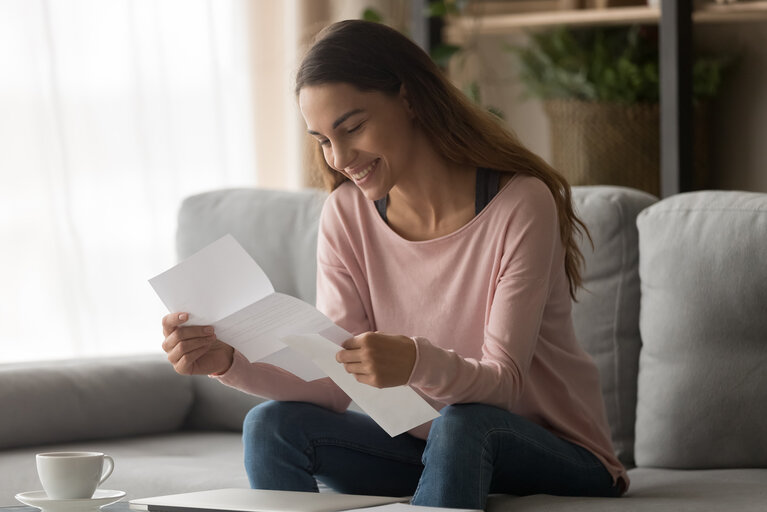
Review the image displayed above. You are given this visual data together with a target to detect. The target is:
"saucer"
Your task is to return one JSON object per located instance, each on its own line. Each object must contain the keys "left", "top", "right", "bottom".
{"left": 15, "top": 489, "right": 126, "bottom": 512}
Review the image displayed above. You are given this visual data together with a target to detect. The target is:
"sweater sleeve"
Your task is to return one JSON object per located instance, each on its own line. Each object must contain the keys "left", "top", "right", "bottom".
{"left": 214, "top": 350, "right": 352, "bottom": 412}
{"left": 407, "top": 181, "right": 559, "bottom": 409}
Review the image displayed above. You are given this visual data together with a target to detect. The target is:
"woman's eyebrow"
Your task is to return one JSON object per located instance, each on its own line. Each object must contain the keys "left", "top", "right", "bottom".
{"left": 307, "top": 108, "right": 365, "bottom": 136}
{"left": 332, "top": 109, "right": 364, "bottom": 129}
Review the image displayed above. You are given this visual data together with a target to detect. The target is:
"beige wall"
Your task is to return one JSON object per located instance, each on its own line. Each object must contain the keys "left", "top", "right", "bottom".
{"left": 460, "top": 23, "right": 767, "bottom": 193}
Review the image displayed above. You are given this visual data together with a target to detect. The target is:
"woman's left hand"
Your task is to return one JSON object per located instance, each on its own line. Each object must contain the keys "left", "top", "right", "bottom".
{"left": 335, "top": 332, "right": 416, "bottom": 388}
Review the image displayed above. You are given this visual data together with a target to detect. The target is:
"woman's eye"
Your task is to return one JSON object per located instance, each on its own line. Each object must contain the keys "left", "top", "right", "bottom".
{"left": 347, "top": 122, "right": 364, "bottom": 134}
{"left": 319, "top": 139, "right": 330, "bottom": 147}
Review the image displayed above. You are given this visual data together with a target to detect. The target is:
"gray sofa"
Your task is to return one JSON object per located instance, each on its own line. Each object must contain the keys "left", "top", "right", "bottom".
{"left": 2, "top": 185, "right": 765, "bottom": 511}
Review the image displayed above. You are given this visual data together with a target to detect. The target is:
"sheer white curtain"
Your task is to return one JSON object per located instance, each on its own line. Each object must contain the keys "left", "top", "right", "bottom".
{"left": 0, "top": 0, "right": 408, "bottom": 363}
{"left": 0, "top": 0, "right": 262, "bottom": 362}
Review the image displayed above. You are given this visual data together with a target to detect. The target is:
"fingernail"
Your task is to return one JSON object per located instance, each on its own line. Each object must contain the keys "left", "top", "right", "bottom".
{"left": 179, "top": 313, "right": 187, "bottom": 321}
{"left": 204, "top": 326, "right": 214, "bottom": 334}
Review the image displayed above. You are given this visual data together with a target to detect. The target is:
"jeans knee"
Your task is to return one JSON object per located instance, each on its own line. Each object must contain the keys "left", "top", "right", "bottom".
{"left": 431, "top": 404, "right": 498, "bottom": 436}
{"left": 243, "top": 401, "right": 304, "bottom": 449}
{"left": 426, "top": 404, "right": 511, "bottom": 455}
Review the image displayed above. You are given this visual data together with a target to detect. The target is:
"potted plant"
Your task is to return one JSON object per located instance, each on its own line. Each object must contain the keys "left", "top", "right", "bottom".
{"left": 510, "top": 25, "right": 728, "bottom": 195}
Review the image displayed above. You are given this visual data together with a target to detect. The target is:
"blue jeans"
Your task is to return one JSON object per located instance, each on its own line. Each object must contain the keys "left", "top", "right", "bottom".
{"left": 242, "top": 401, "right": 621, "bottom": 509}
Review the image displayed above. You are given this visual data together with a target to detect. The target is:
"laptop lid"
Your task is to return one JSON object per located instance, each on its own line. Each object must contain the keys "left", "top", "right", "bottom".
{"left": 129, "top": 488, "right": 408, "bottom": 512}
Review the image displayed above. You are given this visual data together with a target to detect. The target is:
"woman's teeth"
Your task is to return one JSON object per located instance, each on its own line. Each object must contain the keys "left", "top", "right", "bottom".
{"left": 350, "top": 160, "right": 376, "bottom": 181}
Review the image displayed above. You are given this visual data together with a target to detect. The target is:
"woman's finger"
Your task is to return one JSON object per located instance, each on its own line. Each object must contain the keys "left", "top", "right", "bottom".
{"left": 162, "top": 312, "right": 189, "bottom": 337}
{"left": 341, "top": 362, "right": 368, "bottom": 375}
{"left": 336, "top": 347, "right": 362, "bottom": 364}
{"left": 173, "top": 344, "right": 211, "bottom": 374}
{"left": 175, "top": 325, "right": 214, "bottom": 340}
{"left": 162, "top": 325, "right": 213, "bottom": 353}
{"left": 161, "top": 329, "right": 180, "bottom": 354}
{"left": 341, "top": 336, "right": 361, "bottom": 349}
{"left": 166, "top": 335, "right": 215, "bottom": 363}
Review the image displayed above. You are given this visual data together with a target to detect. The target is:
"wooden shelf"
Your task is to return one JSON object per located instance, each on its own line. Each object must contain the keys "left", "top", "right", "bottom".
{"left": 697, "top": 0, "right": 767, "bottom": 22}
{"left": 444, "top": 1, "right": 767, "bottom": 42}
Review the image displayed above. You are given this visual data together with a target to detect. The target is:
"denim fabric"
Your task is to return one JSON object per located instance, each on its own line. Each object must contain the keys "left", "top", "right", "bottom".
{"left": 243, "top": 402, "right": 620, "bottom": 509}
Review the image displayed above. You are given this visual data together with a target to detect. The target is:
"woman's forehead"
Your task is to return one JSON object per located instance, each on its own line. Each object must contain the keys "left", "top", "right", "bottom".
{"left": 299, "top": 84, "right": 386, "bottom": 125}
{"left": 299, "top": 83, "right": 371, "bottom": 107}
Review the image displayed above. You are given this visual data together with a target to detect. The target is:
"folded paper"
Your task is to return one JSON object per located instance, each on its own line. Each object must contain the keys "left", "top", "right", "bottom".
{"left": 149, "top": 234, "right": 439, "bottom": 436}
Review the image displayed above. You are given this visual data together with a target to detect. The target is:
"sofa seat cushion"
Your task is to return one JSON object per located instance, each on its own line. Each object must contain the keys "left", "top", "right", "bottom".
{"left": 635, "top": 191, "right": 767, "bottom": 468}
{"left": 0, "top": 432, "right": 248, "bottom": 507}
{"left": 486, "top": 468, "right": 767, "bottom": 511}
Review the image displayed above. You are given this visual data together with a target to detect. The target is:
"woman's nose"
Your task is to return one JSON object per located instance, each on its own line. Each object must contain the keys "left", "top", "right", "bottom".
{"left": 331, "top": 142, "right": 356, "bottom": 170}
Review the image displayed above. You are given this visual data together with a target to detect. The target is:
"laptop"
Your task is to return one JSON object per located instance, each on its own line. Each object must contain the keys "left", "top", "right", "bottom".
{"left": 129, "top": 488, "right": 409, "bottom": 512}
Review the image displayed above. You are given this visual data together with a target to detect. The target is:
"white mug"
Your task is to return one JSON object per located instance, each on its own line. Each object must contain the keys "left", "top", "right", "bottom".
{"left": 36, "top": 451, "right": 115, "bottom": 500}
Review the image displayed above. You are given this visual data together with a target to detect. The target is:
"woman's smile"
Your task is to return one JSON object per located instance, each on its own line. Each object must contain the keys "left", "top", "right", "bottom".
{"left": 348, "top": 158, "right": 380, "bottom": 184}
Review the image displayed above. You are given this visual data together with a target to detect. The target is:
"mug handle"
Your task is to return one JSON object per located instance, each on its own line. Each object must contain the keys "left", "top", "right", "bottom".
{"left": 99, "top": 455, "right": 115, "bottom": 486}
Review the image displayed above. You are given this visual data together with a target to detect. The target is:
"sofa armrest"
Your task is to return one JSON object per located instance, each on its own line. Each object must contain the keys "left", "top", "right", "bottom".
{"left": 0, "top": 354, "right": 193, "bottom": 450}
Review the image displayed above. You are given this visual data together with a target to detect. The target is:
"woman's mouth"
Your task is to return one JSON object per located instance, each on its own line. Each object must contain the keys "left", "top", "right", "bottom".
{"left": 349, "top": 159, "right": 379, "bottom": 183}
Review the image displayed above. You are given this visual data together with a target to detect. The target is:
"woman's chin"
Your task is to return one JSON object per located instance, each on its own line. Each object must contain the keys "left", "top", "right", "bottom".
{"left": 360, "top": 188, "right": 387, "bottom": 202}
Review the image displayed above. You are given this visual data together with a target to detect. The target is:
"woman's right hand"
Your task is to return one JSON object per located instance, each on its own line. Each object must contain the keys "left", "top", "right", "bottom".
{"left": 161, "top": 313, "right": 235, "bottom": 376}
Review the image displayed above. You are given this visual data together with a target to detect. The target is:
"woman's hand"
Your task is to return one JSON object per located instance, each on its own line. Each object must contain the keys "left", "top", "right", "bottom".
{"left": 335, "top": 331, "right": 416, "bottom": 388}
{"left": 161, "top": 313, "right": 235, "bottom": 376}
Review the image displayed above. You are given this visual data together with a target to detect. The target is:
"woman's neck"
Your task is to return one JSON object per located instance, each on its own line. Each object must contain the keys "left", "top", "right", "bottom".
{"left": 386, "top": 153, "right": 477, "bottom": 241}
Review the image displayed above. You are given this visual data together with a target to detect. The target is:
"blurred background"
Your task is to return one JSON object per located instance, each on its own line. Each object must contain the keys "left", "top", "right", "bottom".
{"left": 1, "top": 0, "right": 765, "bottom": 362}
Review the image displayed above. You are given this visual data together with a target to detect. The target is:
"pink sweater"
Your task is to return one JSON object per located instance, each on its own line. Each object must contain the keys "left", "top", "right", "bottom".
{"left": 216, "top": 174, "right": 628, "bottom": 490}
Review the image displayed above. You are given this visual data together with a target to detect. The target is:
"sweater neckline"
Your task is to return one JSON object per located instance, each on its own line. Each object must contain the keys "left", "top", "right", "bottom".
{"left": 369, "top": 172, "right": 519, "bottom": 246}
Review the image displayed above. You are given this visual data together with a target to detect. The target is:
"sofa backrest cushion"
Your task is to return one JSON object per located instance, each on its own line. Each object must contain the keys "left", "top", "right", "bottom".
{"left": 0, "top": 355, "right": 193, "bottom": 450}
{"left": 184, "top": 374, "right": 266, "bottom": 431}
{"left": 176, "top": 188, "right": 327, "bottom": 304}
{"left": 635, "top": 190, "right": 767, "bottom": 468}
{"left": 571, "top": 186, "right": 657, "bottom": 468}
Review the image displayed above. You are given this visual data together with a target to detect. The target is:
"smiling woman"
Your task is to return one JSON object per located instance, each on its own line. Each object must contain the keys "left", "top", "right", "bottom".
{"left": 160, "top": 19, "right": 630, "bottom": 509}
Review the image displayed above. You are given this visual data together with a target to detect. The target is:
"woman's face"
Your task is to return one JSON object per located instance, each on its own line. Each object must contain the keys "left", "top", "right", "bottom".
{"left": 299, "top": 82, "right": 418, "bottom": 201}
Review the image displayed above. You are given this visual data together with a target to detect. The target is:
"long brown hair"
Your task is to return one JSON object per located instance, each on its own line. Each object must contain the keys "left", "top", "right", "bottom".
{"left": 296, "top": 20, "right": 591, "bottom": 299}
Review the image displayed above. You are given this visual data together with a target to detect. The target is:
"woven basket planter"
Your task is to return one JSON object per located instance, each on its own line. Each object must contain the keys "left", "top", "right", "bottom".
{"left": 544, "top": 100, "right": 708, "bottom": 196}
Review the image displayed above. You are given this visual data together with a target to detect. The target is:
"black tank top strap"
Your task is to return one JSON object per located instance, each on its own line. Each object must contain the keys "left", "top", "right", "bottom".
{"left": 374, "top": 167, "right": 503, "bottom": 223}
{"left": 374, "top": 196, "right": 388, "bottom": 223}
{"left": 475, "top": 167, "right": 501, "bottom": 215}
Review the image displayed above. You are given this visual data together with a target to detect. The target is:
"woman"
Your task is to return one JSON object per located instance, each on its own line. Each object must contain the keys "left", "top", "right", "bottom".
{"left": 161, "top": 20, "right": 628, "bottom": 509}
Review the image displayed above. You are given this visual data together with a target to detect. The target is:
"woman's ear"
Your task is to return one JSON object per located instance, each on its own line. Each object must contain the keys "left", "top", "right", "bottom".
{"left": 399, "top": 84, "right": 415, "bottom": 119}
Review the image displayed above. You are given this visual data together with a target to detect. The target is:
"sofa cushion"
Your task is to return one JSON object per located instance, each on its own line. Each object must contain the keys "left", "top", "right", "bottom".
{"left": 486, "top": 467, "right": 767, "bottom": 512}
{"left": 184, "top": 374, "right": 266, "bottom": 432}
{"left": 635, "top": 191, "right": 767, "bottom": 468}
{"left": 571, "top": 186, "right": 657, "bottom": 468}
{"left": 176, "top": 188, "right": 327, "bottom": 305}
{"left": 0, "top": 355, "right": 193, "bottom": 450}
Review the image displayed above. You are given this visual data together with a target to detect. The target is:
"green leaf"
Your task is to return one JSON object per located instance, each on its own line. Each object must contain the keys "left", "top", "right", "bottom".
{"left": 428, "top": 1, "right": 449, "bottom": 17}
{"left": 430, "top": 43, "right": 462, "bottom": 68}
{"left": 487, "top": 106, "right": 505, "bottom": 120}
{"left": 428, "top": 0, "right": 461, "bottom": 17}
{"left": 361, "top": 8, "right": 383, "bottom": 23}
{"left": 508, "top": 25, "right": 729, "bottom": 103}
{"left": 464, "top": 81, "right": 481, "bottom": 103}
